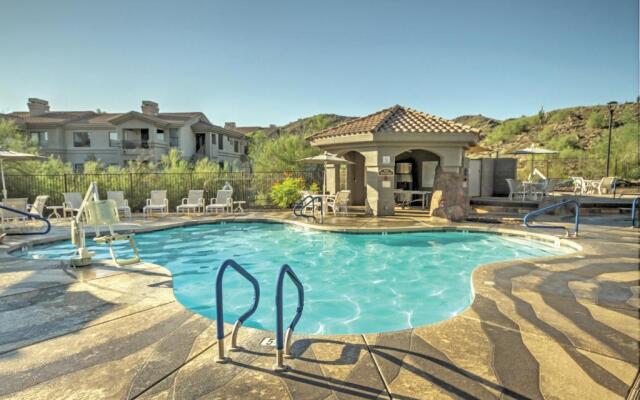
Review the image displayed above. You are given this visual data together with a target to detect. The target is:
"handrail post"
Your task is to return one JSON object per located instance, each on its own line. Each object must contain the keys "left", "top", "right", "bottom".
{"left": 273, "top": 264, "right": 304, "bottom": 372}
{"left": 214, "top": 259, "right": 260, "bottom": 363}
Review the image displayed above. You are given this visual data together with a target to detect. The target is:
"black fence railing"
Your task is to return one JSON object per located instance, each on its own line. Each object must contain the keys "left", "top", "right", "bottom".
{"left": 5, "top": 171, "right": 323, "bottom": 212}
{"left": 515, "top": 157, "right": 639, "bottom": 180}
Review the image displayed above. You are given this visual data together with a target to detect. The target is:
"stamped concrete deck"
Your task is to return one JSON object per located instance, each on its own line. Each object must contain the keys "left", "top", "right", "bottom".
{"left": 0, "top": 211, "right": 638, "bottom": 399}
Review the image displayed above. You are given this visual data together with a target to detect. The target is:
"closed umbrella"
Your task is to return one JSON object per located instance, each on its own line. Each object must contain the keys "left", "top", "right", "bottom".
{"left": 0, "top": 149, "right": 46, "bottom": 200}
{"left": 300, "top": 151, "right": 353, "bottom": 222}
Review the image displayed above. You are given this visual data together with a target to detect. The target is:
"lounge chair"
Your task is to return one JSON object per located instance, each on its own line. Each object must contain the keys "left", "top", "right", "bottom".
{"left": 594, "top": 177, "right": 618, "bottom": 195}
{"left": 506, "top": 179, "right": 526, "bottom": 200}
{"left": 1, "top": 198, "right": 28, "bottom": 223}
{"left": 327, "top": 190, "right": 350, "bottom": 216}
{"left": 205, "top": 189, "right": 233, "bottom": 214}
{"left": 177, "top": 190, "right": 205, "bottom": 214}
{"left": 107, "top": 191, "right": 131, "bottom": 218}
{"left": 63, "top": 192, "right": 83, "bottom": 218}
{"left": 143, "top": 190, "right": 168, "bottom": 216}
{"left": 28, "top": 195, "right": 49, "bottom": 217}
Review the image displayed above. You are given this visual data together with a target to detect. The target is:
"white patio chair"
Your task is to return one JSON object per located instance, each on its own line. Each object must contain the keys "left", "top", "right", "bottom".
{"left": 594, "top": 177, "right": 618, "bottom": 195}
{"left": 107, "top": 191, "right": 131, "bottom": 218}
{"left": 205, "top": 189, "right": 233, "bottom": 214}
{"left": 143, "top": 190, "right": 169, "bottom": 216}
{"left": 571, "top": 177, "right": 593, "bottom": 195}
{"left": 506, "top": 179, "right": 526, "bottom": 200}
{"left": 63, "top": 192, "right": 83, "bottom": 218}
{"left": 327, "top": 190, "right": 350, "bottom": 216}
{"left": 28, "top": 195, "right": 49, "bottom": 217}
{"left": 177, "top": 190, "right": 205, "bottom": 214}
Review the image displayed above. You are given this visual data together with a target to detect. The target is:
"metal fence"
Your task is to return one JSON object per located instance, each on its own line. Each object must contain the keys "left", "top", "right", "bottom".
{"left": 515, "top": 157, "right": 639, "bottom": 180}
{"left": 5, "top": 171, "right": 323, "bottom": 211}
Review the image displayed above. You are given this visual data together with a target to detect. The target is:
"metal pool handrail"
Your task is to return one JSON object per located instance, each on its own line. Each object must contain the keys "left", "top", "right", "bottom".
{"left": 214, "top": 259, "right": 260, "bottom": 363}
{"left": 632, "top": 197, "right": 640, "bottom": 228}
{"left": 0, "top": 205, "right": 51, "bottom": 236}
{"left": 274, "top": 263, "right": 304, "bottom": 372}
{"left": 523, "top": 199, "right": 580, "bottom": 237}
{"left": 292, "top": 195, "right": 322, "bottom": 222}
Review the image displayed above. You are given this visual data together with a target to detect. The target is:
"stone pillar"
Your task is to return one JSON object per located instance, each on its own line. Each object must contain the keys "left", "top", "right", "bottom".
{"left": 364, "top": 150, "right": 396, "bottom": 216}
{"left": 325, "top": 163, "right": 340, "bottom": 195}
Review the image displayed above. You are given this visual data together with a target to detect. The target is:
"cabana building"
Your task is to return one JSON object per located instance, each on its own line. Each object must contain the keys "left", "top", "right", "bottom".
{"left": 307, "top": 105, "right": 480, "bottom": 216}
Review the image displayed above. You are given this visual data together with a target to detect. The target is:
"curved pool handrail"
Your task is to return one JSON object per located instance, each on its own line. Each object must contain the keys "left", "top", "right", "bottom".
{"left": 523, "top": 198, "right": 580, "bottom": 237}
{"left": 214, "top": 259, "right": 260, "bottom": 363}
{"left": 274, "top": 263, "right": 304, "bottom": 372}
{"left": 632, "top": 197, "right": 640, "bottom": 228}
{"left": 292, "top": 195, "right": 322, "bottom": 222}
{"left": 0, "top": 205, "right": 51, "bottom": 236}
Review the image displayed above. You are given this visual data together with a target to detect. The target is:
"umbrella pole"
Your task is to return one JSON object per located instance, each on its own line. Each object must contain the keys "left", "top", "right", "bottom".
{"left": 1, "top": 159, "right": 6, "bottom": 200}
{"left": 321, "top": 162, "right": 327, "bottom": 223}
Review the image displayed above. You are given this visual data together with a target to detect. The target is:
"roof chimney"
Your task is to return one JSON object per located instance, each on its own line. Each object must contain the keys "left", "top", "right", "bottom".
{"left": 141, "top": 100, "right": 159, "bottom": 116}
{"left": 224, "top": 122, "right": 237, "bottom": 130}
{"left": 28, "top": 98, "right": 50, "bottom": 116}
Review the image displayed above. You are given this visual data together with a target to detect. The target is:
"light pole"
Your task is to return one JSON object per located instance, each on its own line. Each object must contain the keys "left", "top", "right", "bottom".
{"left": 605, "top": 101, "right": 618, "bottom": 176}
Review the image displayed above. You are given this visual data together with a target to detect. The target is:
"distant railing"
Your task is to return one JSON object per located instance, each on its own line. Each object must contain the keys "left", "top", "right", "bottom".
{"left": 5, "top": 171, "right": 322, "bottom": 212}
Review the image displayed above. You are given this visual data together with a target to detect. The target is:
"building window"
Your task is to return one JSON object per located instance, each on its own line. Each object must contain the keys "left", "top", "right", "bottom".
{"left": 73, "top": 132, "right": 91, "bottom": 147}
{"left": 31, "top": 131, "right": 48, "bottom": 146}
{"left": 218, "top": 134, "right": 223, "bottom": 150}
{"left": 156, "top": 129, "right": 165, "bottom": 143}
{"left": 73, "top": 163, "right": 84, "bottom": 173}
{"left": 141, "top": 129, "right": 149, "bottom": 148}
{"left": 109, "top": 131, "right": 121, "bottom": 147}
{"left": 211, "top": 133, "right": 216, "bottom": 145}
{"left": 234, "top": 140, "right": 239, "bottom": 153}
{"left": 169, "top": 128, "right": 179, "bottom": 147}
{"left": 244, "top": 143, "right": 248, "bottom": 155}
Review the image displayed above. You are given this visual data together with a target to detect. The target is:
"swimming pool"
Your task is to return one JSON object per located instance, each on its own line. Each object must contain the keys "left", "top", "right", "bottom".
{"left": 16, "top": 222, "right": 569, "bottom": 334}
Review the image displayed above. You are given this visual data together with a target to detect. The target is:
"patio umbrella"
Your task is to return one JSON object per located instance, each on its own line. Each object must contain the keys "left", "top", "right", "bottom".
{"left": 510, "top": 146, "right": 558, "bottom": 175}
{"left": 300, "top": 151, "right": 354, "bottom": 196}
{"left": 300, "top": 152, "right": 353, "bottom": 221}
{"left": 0, "top": 149, "right": 46, "bottom": 200}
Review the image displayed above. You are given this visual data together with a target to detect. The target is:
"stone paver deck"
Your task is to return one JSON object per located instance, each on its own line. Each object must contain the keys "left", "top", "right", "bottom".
{"left": 0, "top": 211, "right": 638, "bottom": 399}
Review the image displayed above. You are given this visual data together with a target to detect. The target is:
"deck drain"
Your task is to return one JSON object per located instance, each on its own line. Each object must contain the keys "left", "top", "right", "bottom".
{"left": 261, "top": 337, "right": 275, "bottom": 347}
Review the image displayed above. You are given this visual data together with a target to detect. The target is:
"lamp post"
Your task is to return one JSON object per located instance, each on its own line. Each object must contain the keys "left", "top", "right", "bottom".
{"left": 605, "top": 101, "right": 618, "bottom": 176}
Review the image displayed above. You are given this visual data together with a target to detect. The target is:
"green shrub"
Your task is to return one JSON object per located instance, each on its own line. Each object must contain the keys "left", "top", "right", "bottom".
{"left": 537, "top": 126, "right": 554, "bottom": 142}
{"left": 548, "top": 109, "right": 571, "bottom": 124}
{"left": 587, "top": 111, "right": 607, "bottom": 129}
{"left": 308, "top": 181, "right": 320, "bottom": 194}
{"left": 270, "top": 177, "right": 306, "bottom": 208}
{"left": 486, "top": 116, "right": 534, "bottom": 144}
{"left": 254, "top": 191, "right": 270, "bottom": 207}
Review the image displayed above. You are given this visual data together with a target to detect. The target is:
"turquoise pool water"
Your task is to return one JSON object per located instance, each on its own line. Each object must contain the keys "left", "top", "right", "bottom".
{"left": 16, "top": 223, "right": 568, "bottom": 334}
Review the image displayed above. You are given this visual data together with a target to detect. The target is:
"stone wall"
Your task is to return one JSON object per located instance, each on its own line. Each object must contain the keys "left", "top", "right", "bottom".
{"left": 429, "top": 171, "right": 471, "bottom": 221}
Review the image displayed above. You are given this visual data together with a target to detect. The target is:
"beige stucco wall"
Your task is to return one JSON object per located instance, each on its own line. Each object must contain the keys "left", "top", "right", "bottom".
{"left": 311, "top": 131, "right": 477, "bottom": 216}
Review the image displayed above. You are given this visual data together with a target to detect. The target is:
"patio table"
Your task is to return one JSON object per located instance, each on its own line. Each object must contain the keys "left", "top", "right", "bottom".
{"left": 393, "top": 190, "right": 431, "bottom": 209}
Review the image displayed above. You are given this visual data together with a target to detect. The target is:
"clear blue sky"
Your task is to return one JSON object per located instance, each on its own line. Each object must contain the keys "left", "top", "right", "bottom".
{"left": 1, "top": 0, "right": 637, "bottom": 125}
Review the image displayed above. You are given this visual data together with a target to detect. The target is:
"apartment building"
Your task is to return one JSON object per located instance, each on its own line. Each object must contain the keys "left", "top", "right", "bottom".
{"left": 3, "top": 98, "right": 249, "bottom": 171}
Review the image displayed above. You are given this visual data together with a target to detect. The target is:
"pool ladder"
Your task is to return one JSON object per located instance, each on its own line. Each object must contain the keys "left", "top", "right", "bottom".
{"left": 214, "top": 259, "right": 304, "bottom": 372}
{"left": 523, "top": 199, "right": 580, "bottom": 237}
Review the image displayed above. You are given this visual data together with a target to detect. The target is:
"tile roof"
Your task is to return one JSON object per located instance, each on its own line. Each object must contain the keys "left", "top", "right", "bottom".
{"left": 6, "top": 110, "right": 205, "bottom": 127}
{"left": 191, "top": 121, "right": 246, "bottom": 138}
{"left": 308, "top": 105, "right": 479, "bottom": 140}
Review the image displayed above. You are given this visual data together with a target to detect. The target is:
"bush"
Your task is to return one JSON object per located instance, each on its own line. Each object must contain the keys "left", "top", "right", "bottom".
{"left": 270, "top": 177, "right": 306, "bottom": 208}
{"left": 486, "top": 116, "right": 534, "bottom": 144}
{"left": 587, "top": 111, "right": 607, "bottom": 129}
{"left": 548, "top": 109, "right": 571, "bottom": 124}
